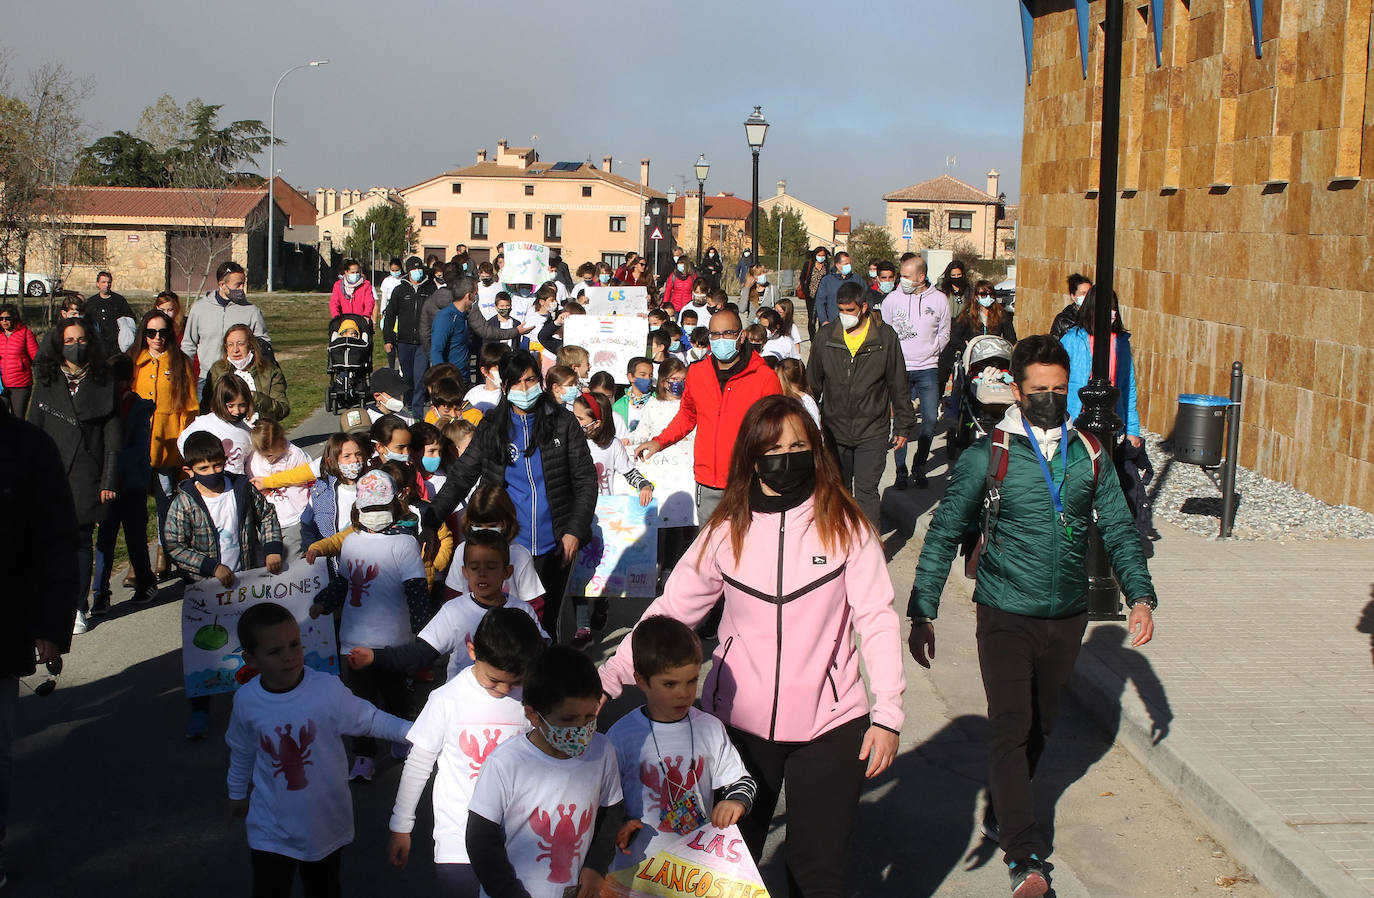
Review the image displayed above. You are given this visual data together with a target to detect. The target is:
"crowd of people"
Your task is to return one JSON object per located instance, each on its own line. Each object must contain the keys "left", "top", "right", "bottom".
{"left": 2, "top": 246, "right": 1158, "bottom": 898}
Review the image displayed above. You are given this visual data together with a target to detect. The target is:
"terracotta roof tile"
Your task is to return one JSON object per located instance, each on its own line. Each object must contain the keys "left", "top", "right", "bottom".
{"left": 410, "top": 161, "right": 666, "bottom": 199}
{"left": 669, "top": 193, "right": 753, "bottom": 220}
{"left": 53, "top": 185, "right": 272, "bottom": 225}
{"left": 882, "top": 174, "right": 999, "bottom": 204}
{"left": 835, "top": 214, "right": 852, "bottom": 234}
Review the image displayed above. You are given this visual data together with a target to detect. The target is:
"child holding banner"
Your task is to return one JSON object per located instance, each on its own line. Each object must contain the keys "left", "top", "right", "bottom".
{"left": 608, "top": 616, "right": 755, "bottom": 869}
{"left": 227, "top": 602, "right": 411, "bottom": 898}
{"left": 387, "top": 608, "right": 547, "bottom": 897}
{"left": 466, "top": 646, "right": 624, "bottom": 898}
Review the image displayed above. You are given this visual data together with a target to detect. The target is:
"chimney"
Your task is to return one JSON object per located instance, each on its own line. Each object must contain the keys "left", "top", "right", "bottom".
{"left": 776, "top": 179, "right": 786, "bottom": 197}
{"left": 602, "top": 155, "right": 613, "bottom": 173}
{"left": 315, "top": 187, "right": 325, "bottom": 216}
{"left": 640, "top": 158, "right": 650, "bottom": 186}
{"left": 325, "top": 188, "right": 337, "bottom": 214}
{"left": 987, "top": 169, "right": 1000, "bottom": 197}
{"left": 497, "top": 138, "right": 508, "bottom": 155}
{"left": 842, "top": 206, "right": 850, "bottom": 215}
{"left": 476, "top": 147, "right": 488, "bottom": 163}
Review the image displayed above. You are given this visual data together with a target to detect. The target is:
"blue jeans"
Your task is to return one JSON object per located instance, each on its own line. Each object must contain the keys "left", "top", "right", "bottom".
{"left": 395, "top": 342, "right": 425, "bottom": 418}
{"left": 152, "top": 469, "right": 178, "bottom": 548}
{"left": 894, "top": 368, "right": 940, "bottom": 471}
{"left": 76, "top": 523, "right": 95, "bottom": 614}
{"left": 94, "top": 489, "right": 154, "bottom": 599}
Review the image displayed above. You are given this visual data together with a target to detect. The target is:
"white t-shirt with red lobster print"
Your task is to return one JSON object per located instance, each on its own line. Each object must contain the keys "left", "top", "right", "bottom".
{"left": 389, "top": 666, "right": 530, "bottom": 863}
{"left": 418, "top": 593, "right": 549, "bottom": 682}
{"left": 226, "top": 667, "right": 412, "bottom": 861}
{"left": 337, "top": 529, "right": 426, "bottom": 653}
{"left": 468, "top": 732, "right": 622, "bottom": 898}
{"left": 606, "top": 706, "right": 751, "bottom": 871}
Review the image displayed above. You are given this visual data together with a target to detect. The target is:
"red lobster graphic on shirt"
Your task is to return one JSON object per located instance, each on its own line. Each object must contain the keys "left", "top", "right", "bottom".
{"left": 457, "top": 728, "right": 504, "bottom": 779}
{"left": 260, "top": 721, "right": 316, "bottom": 790}
{"left": 640, "top": 756, "right": 704, "bottom": 832}
{"left": 346, "top": 561, "right": 379, "bottom": 607}
{"left": 529, "top": 803, "right": 593, "bottom": 883}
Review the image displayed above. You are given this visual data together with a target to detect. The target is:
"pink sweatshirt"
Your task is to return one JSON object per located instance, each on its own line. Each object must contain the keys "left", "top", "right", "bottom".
{"left": 600, "top": 497, "right": 905, "bottom": 742}
{"left": 330, "top": 279, "right": 376, "bottom": 319}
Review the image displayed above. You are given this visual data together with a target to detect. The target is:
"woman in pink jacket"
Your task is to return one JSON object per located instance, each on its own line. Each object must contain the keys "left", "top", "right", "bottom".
{"left": 329, "top": 258, "right": 376, "bottom": 319}
{"left": 600, "top": 394, "right": 904, "bottom": 898}
{"left": 0, "top": 304, "right": 40, "bottom": 416}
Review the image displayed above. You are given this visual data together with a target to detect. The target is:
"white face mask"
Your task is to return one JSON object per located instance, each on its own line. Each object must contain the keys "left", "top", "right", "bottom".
{"left": 358, "top": 509, "right": 394, "bottom": 531}
{"left": 839, "top": 312, "right": 860, "bottom": 330}
{"left": 689, "top": 347, "right": 709, "bottom": 361}
{"left": 382, "top": 396, "right": 405, "bottom": 413}
{"left": 229, "top": 352, "right": 254, "bottom": 371}
{"left": 1073, "top": 295, "right": 1085, "bottom": 307}
{"left": 900, "top": 277, "right": 917, "bottom": 294}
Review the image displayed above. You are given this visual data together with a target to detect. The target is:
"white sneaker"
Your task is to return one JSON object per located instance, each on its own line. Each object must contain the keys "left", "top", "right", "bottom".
{"left": 72, "top": 612, "right": 89, "bottom": 635}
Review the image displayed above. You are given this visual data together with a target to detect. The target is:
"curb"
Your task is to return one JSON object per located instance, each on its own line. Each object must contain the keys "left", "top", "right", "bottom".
{"left": 1070, "top": 640, "right": 1369, "bottom": 898}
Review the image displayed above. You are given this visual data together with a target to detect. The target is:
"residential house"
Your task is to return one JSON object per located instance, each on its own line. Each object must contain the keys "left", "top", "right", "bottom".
{"left": 399, "top": 141, "right": 667, "bottom": 271}
{"left": 758, "top": 180, "right": 851, "bottom": 251}
{"left": 667, "top": 191, "right": 753, "bottom": 262}
{"left": 882, "top": 171, "right": 1007, "bottom": 259}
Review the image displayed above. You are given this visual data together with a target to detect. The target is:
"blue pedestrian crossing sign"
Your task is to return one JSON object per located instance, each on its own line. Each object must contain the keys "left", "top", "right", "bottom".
{"left": 902, "top": 218, "right": 914, "bottom": 241}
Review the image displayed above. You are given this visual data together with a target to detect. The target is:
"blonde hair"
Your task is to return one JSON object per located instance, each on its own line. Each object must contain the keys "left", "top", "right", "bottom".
{"left": 249, "top": 419, "right": 287, "bottom": 456}
{"left": 557, "top": 345, "right": 589, "bottom": 369}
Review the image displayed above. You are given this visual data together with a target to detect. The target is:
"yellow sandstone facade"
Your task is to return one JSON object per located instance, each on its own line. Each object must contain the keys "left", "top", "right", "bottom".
{"left": 1016, "top": 0, "right": 1374, "bottom": 511}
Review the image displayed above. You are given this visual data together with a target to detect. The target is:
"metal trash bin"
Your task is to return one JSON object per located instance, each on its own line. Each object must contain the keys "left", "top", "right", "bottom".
{"left": 1173, "top": 394, "right": 1230, "bottom": 465}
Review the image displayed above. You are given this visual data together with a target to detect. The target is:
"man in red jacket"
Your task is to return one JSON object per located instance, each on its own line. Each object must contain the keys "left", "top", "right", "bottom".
{"left": 636, "top": 309, "right": 781, "bottom": 521}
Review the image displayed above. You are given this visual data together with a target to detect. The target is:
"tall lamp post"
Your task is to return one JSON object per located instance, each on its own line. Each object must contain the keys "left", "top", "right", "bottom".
{"left": 666, "top": 187, "right": 677, "bottom": 252}
{"left": 694, "top": 154, "right": 709, "bottom": 266}
{"left": 743, "top": 106, "right": 769, "bottom": 265}
{"left": 267, "top": 59, "right": 329, "bottom": 293}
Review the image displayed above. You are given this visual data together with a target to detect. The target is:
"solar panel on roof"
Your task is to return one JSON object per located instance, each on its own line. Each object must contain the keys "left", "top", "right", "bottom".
{"left": 549, "top": 161, "right": 581, "bottom": 172}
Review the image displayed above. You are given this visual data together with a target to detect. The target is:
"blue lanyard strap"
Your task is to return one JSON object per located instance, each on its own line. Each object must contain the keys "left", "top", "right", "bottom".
{"left": 1020, "top": 416, "right": 1069, "bottom": 518}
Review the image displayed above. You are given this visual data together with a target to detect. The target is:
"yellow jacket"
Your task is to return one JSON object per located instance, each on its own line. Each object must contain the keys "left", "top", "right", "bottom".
{"left": 132, "top": 349, "right": 198, "bottom": 469}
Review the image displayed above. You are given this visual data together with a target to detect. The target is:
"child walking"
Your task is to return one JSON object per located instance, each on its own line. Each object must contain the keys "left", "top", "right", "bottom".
{"left": 227, "top": 602, "right": 411, "bottom": 898}
{"left": 178, "top": 374, "right": 254, "bottom": 474}
{"left": 164, "top": 431, "right": 283, "bottom": 740}
{"left": 387, "top": 608, "right": 547, "bottom": 897}
{"left": 441, "top": 485, "right": 546, "bottom": 611}
{"left": 309, "top": 470, "right": 429, "bottom": 782}
{"left": 608, "top": 616, "right": 755, "bottom": 870}
{"left": 467, "top": 646, "right": 625, "bottom": 898}
{"left": 246, "top": 418, "right": 313, "bottom": 560}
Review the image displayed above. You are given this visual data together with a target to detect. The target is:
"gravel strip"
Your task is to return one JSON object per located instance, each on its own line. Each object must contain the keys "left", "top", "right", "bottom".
{"left": 1141, "top": 430, "right": 1374, "bottom": 541}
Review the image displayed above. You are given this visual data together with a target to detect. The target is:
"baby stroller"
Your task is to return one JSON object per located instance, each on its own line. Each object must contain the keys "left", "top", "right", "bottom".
{"left": 325, "top": 314, "right": 374, "bottom": 413}
{"left": 947, "top": 334, "right": 1016, "bottom": 461}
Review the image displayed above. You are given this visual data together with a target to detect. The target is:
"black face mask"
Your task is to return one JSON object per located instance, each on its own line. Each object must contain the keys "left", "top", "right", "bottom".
{"left": 62, "top": 343, "right": 89, "bottom": 366}
{"left": 193, "top": 471, "right": 226, "bottom": 492}
{"left": 1021, "top": 392, "right": 1068, "bottom": 430}
{"left": 755, "top": 450, "right": 815, "bottom": 499}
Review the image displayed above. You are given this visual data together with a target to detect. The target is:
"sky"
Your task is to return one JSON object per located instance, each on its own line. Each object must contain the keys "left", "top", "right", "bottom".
{"left": 3, "top": 0, "right": 1026, "bottom": 224}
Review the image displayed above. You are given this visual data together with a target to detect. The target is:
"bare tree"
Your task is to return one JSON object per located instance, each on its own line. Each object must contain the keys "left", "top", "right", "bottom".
{"left": 134, "top": 93, "right": 197, "bottom": 155}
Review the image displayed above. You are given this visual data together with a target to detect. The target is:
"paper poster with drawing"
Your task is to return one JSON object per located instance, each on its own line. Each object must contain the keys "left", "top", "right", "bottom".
{"left": 581, "top": 286, "right": 649, "bottom": 316}
{"left": 564, "top": 315, "right": 651, "bottom": 384}
{"left": 499, "top": 242, "right": 550, "bottom": 286}
{"left": 602, "top": 825, "right": 769, "bottom": 898}
{"left": 569, "top": 495, "right": 659, "bottom": 598}
{"left": 181, "top": 560, "right": 338, "bottom": 697}
{"left": 643, "top": 447, "right": 697, "bottom": 527}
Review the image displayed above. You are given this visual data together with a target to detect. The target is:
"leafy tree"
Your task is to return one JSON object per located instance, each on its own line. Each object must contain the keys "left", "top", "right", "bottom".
{"left": 135, "top": 93, "right": 193, "bottom": 154}
{"left": 163, "top": 101, "right": 275, "bottom": 187}
{"left": 754, "top": 206, "right": 808, "bottom": 271}
{"left": 344, "top": 200, "right": 416, "bottom": 264}
{"left": 73, "top": 130, "right": 167, "bottom": 187}
{"left": 846, "top": 221, "right": 897, "bottom": 271}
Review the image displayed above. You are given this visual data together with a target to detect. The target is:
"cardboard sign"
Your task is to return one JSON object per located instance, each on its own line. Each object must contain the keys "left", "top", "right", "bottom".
{"left": 499, "top": 241, "right": 550, "bottom": 286}
{"left": 580, "top": 286, "right": 649, "bottom": 316}
{"left": 569, "top": 495, "right": 659, "bottom": 598}
{"left": 603, "top": 825, "right": 769, "bottom": 898}
{"left": 181, "top": 560, "right": 338, "bottom": 697}
{"left": 643, "top": 440, "right": 697, "bottom": 527}
{"left": 564, "top": 315, "right": 651, "bottom": 385}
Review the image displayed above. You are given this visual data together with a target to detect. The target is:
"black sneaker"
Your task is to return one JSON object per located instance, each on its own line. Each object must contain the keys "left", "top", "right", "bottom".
{"left": 131, "top": 583, "right": 158, "bottom": 605}
{"left": 913, "top": 471, "right": 929, "bottom": 489}
{"left": 894, "top": 467, "right": 909, "bottom": 490}
{"left": 1008, "top": 856, "right": 1049, "bottom": 897}
{"left": 89, "top": 595, "right": 111, "bottom": 617}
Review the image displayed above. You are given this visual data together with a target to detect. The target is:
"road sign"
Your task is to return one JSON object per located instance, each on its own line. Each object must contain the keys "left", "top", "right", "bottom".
{"left": 902, "top": 218, "right": 914, "bottom": 241}
{"left": 369, "top": 222, "right": 376, "bottom": 239}
{"left": 649, "top": 226, "right": 664, "bottom": 242}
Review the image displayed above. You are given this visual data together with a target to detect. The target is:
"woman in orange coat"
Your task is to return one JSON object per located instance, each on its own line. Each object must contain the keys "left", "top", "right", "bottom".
{"left": 129, "top": 308, "right": 198, "bottom": 573}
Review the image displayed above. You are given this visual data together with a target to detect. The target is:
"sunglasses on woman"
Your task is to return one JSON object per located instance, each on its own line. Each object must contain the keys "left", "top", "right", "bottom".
{"left": 145, "top": 327, "right": 172, "bottom": 339}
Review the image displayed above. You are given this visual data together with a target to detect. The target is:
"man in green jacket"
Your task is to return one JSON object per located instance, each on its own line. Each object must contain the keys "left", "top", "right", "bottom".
{"left": 906, "top": 334, "right": 1157, "bottom": 898}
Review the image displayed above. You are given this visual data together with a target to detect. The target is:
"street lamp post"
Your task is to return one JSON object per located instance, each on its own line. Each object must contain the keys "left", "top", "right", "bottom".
{"left": 694, "top": 154, "right": 709, "bottom": 267}
{"left": 743, "top": 106, "right": 769, "bottom": 266}
{"left": 267, "top": 59, "right": 329, "bottom": 293}
{"left": 666, "top": 187, "right": 677, "bottom": 253}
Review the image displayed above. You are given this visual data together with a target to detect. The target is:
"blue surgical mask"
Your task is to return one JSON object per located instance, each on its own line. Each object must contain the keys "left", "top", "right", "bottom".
{"left": 561, "top": 386, "right": 579, "bottom": 406}
{"left": 756, "top": 274, "right": 768, "bottom": 286}
{"left": 597, "top": 273, "right": 611, "bottom": 284}
{"left": 840, "top": 263, "right": 852, "bottom": 276}
{"left": 878, "top": 281, "right": 896, "bottom": 295}
{"left": 345, "top": 272, "right": 362, "bottom": 285}
{"left": 421, "top": 455, "right": 442, "bottom": 473}
{"left": 409, "top": 269, "right": 425, "bottom": 283}
{"left": 677, "top": 263, "right": 686, "bottom": 274}
{"left": 383, "top": 449, "right": 409, "bottom": 464}
{"left": 977, "top": 294, "right": 996, "bottom": 308}
{"left": 507, "top": 384, "right": 543, "bottom": 410}
{"left": 816, "top": 254, "right": 827, "bottom": 263}
{"left": 633, "top": 376, "right": 653, "bottom": 394}
{"left": 710, "top": 338, "right": 739, "bottom": 362}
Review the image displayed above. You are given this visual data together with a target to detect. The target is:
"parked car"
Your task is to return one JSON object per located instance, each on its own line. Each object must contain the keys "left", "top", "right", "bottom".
{"left": 0, "top": 267, "right": 62, "bottom": 297}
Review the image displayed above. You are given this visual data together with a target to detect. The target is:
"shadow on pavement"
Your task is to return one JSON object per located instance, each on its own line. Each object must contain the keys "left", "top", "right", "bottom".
{"left": 880, "top": 465, "right": 951, "bottom": 563}
{"left": 1357, "top": 590, "right": 1374, "bottom": 669}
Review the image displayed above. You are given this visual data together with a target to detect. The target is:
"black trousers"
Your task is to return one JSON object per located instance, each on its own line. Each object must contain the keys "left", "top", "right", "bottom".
{"left": 975, "top": 604, "right": 1087, "bottom": 862}
{"left": 435, "top": 862, "right": 480, "bottom": 898}
{"left": 729, "top": 715, "right": 868, "bottom": 898}
{"left": 344, "top": 665, "right": 409, "bottom": 758}
{"left": 251, "top": 848, "right": 342, "bottom": 898}
{"left": 834, "top": 437, "right": 889, "bottom": 528}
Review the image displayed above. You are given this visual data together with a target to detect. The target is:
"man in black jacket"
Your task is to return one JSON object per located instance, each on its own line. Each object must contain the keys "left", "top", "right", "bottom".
{"left": 382, "top": 256, "right": 437, "bottom": 416}
{"left": 0, "top": 402, "right": 80, "bottom": 890}
{"left": 809, "top": 282, "right": 916, "bottom": 526}
{"left": 84, "top": 271, "right": 135, "bottom": 357}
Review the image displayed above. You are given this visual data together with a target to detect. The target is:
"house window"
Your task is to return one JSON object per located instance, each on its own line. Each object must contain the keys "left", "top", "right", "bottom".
{"left": 507, "top": 212, "right": 516, "bottom": 229}
{"left": 471, "top": 212, "right": 489, "bottom": 239}
{"left": 544, "top": 215, "right": 562, "bottom": 242}
{"left": 451, "top": 182, "right": 461, "bottom": 194}
{"left": 341, "top": 212, "right": 355, "bottom": 227}
{"left": 949, "top": 211, "right": 973, "bottom": 232}
{"left": 602, "top": 253, "right": 627, "bottom": 269}
{"left": 421, "top": 210, "right": 437, "bottom": 228}
{"left": 905, "top": 209, "right": 931, "bottom": 230}
{"left": 524, "top": 184, "right": 535, "bottom": 196}
{"left": 524, "top": 213, "right": 533, "bottom": 230}
{"left": 60, "top": 235, "right": 106, "bottom": 266}
{"left": 582, "top": 185, "right": 593, "bottom": 197}
{"left": 609, "top": 216, "right": 627, "bottom": 233}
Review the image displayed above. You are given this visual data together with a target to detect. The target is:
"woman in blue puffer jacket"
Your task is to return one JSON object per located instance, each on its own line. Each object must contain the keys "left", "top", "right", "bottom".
{"left": 1058, "top": 287, "right": 1142, "bottom": 447}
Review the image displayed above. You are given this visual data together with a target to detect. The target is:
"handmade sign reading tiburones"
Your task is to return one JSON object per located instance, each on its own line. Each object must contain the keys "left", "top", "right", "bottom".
{"left": 181, "top": 560, "right": 338, "bottom": 697}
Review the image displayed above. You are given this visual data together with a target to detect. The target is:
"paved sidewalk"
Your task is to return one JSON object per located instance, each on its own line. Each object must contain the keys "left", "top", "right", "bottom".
{"left": 1069, "top": 522, "right": 1374, "bottom": 897}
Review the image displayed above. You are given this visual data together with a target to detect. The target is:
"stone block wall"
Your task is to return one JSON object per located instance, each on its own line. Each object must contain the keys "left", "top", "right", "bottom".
{"left": 64, "top": 228, "right": 168, "bottom": 294}
{"left": 1017, "top": 0, "right": 1374, "bottom": 511}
